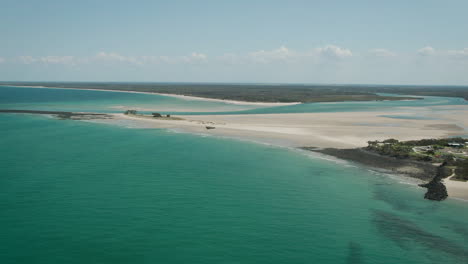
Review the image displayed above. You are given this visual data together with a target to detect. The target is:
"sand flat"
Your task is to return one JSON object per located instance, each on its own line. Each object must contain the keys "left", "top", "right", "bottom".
{"left": 444, "top": 177, "right": 468, "bottom": 201}
{"left": 113, "top": 109, "right": 468, "bottom": 148}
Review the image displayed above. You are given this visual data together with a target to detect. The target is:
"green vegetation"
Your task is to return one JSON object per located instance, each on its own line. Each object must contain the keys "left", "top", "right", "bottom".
{"left": 0, "top": 82, "right": 427, "bottom": 103}
{"left": 367, "top": 138, "right": 468, "bottom": 181}
{"left": 453, "top": 160, "right": 468, "bottom": 181}
{"left": 400, "top": 138, "right": 467, "bottom": 147}
{"left": 124, "top": 110, "right": 183, "bottom": 120}
{"left": 367, "top": 139, "right": 412, "bottom": 158}
{"left": 3, "top": 82, "right": 468, "bottom": 103}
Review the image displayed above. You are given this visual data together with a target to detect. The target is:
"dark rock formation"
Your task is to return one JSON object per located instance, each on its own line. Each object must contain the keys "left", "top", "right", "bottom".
{"left": 305, "top": 148, "right": 436, "bottom": 180}
{"left": 302, "top": 147, "right": 452, "bottom": 201}
{"left": 418, "top": 162, "right": 448, "bottom": 201}
{"left": 419, "top": 179, "right": 448, "bottom": 201}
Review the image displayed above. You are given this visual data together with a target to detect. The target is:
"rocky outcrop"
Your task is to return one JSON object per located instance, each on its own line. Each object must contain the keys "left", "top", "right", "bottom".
{"left": 305, "top": 148, "right": 436, "bottom": 180}
{"left": 418, "top": 162, "right": 449, "bottom": 201}
{"left": 302, "top": 147, "right": 450, "bottom": 201}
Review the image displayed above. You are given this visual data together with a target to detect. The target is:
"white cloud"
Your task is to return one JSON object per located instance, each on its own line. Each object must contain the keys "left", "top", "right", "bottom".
{"left": 93, "top": 52, "right": 207, "bottom": 65}
{"left": 369, "top": 48, "right": 396, "bottom": 57}
{"left": 18, "top": 56, "right": 37, "bottom": 64}
{"left": 447, "top": 48, "right": 468, "bottom": 59}
{"left": 95, "top": 52, "right": 140, "bottom": 64}
{"left": 316, "top": 45, "right": 353, "bottom": 59}
{"left": 96, "top": 52, "right": 126, "bottom": 61}
{"left": 153, "top": 53, "right": 208, "bottom": 64}
{"left": 221, "top": 45, "right": 353, "bottom": 64}
{"left": 417, "top": 46, "right": 435, "bottom": 56}
{"left": 11, "top": 46, "right": 353, "bottom": 67}
{"left": 14, "top": 46, "right": 467, "bottom": 70}
{"left": 181, "top": 52, "right": 207, "bottom": 63}
{"left": 249, "top": 46, "right": 295, "bottom": 63}
{"left": 39, "top": 56, "right": 75, "bottom": 65}
{"left": 0, "top": 57, "right": 5, "bottom": 63}
{"left": 17, "top": 55, "right": 76, "bottom": 65}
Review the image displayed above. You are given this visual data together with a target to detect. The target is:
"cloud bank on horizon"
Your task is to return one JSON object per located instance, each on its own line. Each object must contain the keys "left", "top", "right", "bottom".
{"left": 0, "top": 0, "right": 467, "bottom": 85}
{"left": 4, "top": 45, "right": 467, "bottom": 66}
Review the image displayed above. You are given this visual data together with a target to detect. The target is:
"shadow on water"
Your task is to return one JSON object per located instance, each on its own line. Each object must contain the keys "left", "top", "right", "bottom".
{"left": 372, "top": 210, "right": 468, "bottom": 263}
{"left": 373, "top": 186, "right": 412, "bottom": 211}
{"left": 441, "top": 220, "right": 468, "bottom": 243}
{"left": 372, "top": 182, "right": 443, "bottom": 216}
{"left": 346, "top": 242, "right": 364, "bottom": 264}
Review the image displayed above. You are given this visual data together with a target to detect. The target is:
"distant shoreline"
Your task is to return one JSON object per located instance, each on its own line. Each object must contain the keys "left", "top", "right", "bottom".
{"left": 0, "top": 85, "right": 301, "bottom": 106}
{"left": 0, "top": 82, "right": 426, "bottom": 103}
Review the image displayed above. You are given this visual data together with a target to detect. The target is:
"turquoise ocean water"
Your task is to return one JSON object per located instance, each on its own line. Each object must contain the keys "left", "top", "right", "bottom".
{"left": 1, "top": 86, "right": 467, "bottom": 116}
{"left": 1, "top": 86, "right": 468, "bottom": 263}
{"left": 0, "top": 86, "right": 264, "bottom": 113}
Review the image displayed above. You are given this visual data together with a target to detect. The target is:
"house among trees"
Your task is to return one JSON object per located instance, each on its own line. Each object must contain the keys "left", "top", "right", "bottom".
{"left": 448, "top": 142, "right": 464, "bottom": 148}
{"left": 413, "top": 146, "right": 434, "bottom": 152}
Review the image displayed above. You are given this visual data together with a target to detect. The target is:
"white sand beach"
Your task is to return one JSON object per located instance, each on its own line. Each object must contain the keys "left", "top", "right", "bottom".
{"left": 444, "top": 176, "right": 468, "bottom": 201}
{"left": 113, "top": 109, "right": 468, "bottom": 148}
{"left": 149, "top": 92, "right": 301, "bottom": 106}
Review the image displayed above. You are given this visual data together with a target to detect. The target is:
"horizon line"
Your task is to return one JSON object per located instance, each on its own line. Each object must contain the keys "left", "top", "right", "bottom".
{"left": 1, "top": 80, "right": 468, "bottom": 88}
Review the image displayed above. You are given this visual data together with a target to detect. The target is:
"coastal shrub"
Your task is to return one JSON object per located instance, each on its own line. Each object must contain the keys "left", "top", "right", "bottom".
{"left": 383, "top": 138, "right": 399, "bottom": 144}
{"left": 416, "top": 155, "right": 432, "bottom": 162}
{"left": 405, "top": 138, "right": 466, "bottom": 146}
{"left": 454, "top": 159, "right": 468, "bottom": 181}
{"left": 370, "top": 143, "right": 412, "bottom": 158}
{"left": 367, "top": 140, "right": 380, "bottom": 147}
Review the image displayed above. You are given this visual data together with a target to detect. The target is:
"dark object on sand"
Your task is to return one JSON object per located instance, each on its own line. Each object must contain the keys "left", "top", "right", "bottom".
{"left": 206, "top": 126, "right": 216, "bottom": 130}
{"left": 125, "top": 110, "right": 137, "bottom": 115}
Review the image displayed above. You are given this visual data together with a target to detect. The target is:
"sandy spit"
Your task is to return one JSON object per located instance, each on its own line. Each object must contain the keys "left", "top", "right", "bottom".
{"left": 0, "top": 85, "right": 300, "bottom": 106}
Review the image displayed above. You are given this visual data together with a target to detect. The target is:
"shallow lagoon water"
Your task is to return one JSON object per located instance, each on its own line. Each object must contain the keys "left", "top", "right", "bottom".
{"left": 379, "top": 115, "right": 440, "bottom": 120}
{"left": 1, "top": 87, "right": 468, "bottom": 263}
{"left": 0, "top": 86, "right": 264, "bottom": 113}
{"left": 1, "top": 86, "right": 467, "bottom": 115}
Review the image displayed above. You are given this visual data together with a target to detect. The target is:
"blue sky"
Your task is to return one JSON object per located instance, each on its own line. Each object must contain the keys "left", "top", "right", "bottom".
{"left": 1, "top": 0, "right": 467, "bottom": 85}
